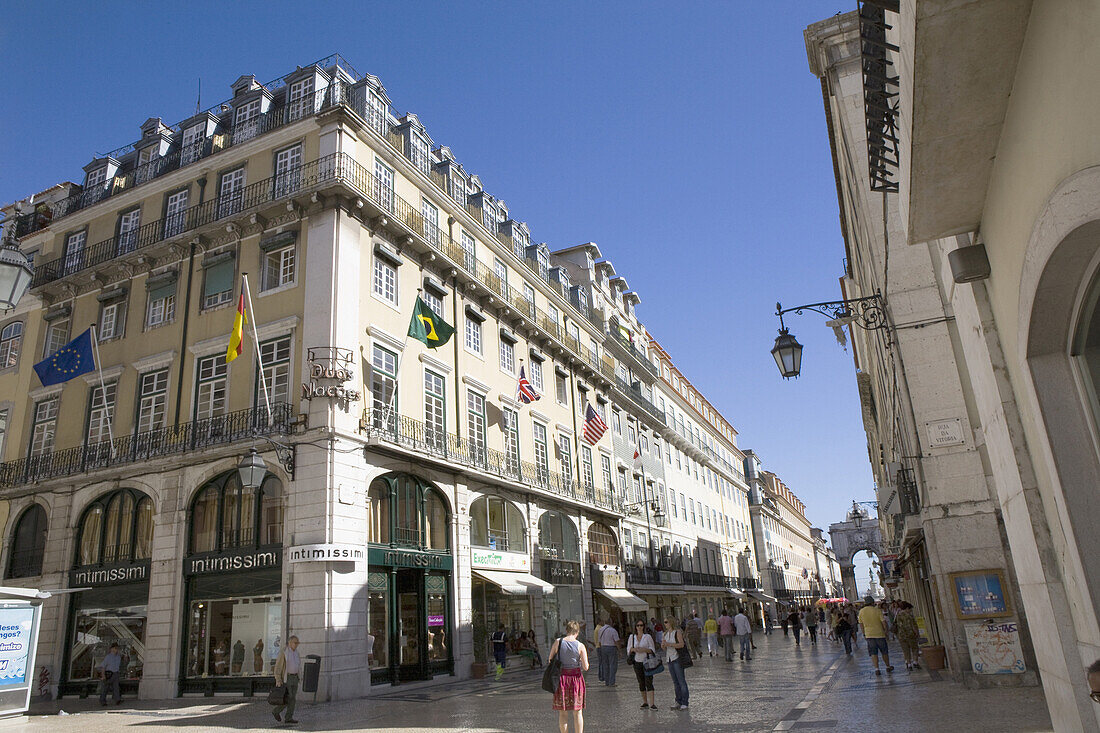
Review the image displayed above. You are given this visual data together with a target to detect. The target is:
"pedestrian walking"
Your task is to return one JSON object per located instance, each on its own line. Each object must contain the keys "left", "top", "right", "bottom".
{"left": 844, "top": 604, "right": 860, "bottom": 649}
{"left": 718, "top": 609, "right": 735, "bottom": 662}
{"left": 549, "top": 621, "right": 589, "bottom": 733}
{"left": 806, "top": 606, "right": 819, "bottom": 645}
{"left": 788, "top": 608, "right": 803, "bottom": 645}
{"left": 734, "top": 608, "right": 753, "bottom": 661}
{"left": 97, "top": 643, "right": 123, "bottom": 706}
{"left": 836, "top": 614, "right": 854, "bottom": 655}
{"left": 703, "top": 613, "right": 718, "bottom": 656}
{"left": 598, "top": 620, "right": 621, "bottom": 685}
{"left": 779, "top": 608, "right": 789, "bottom": 636}
{"left": 491, "top": 624, "right": 509, "bottom": 680}
{"left": 763, "top": 609, "right": 772, "bottom": 635}
{"left": 858, "top": 595, "right": 894, "bottom": 675}
{"left": 627, "top": 620, "right": 658, "bottom": 709}
{"left": 653, "top": 618, "right": 664, "bottom": 646}
{"left": 894, "top": 601, "right": 921, "bottom": 670}
{"left": 686, "top": 613, "right": 703, "bottom": 658}
{"left": 662, "top": 616, "right": 689, "bottom": 711}
{"left": 272, "top": 635, "right": 302, "bottom": 724}
{"left": 593, "top": 621, "right": 604, "bottom": 682}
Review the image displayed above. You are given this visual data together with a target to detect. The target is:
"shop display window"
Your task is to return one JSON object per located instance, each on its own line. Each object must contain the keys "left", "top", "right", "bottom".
{"left": 426, "top": 573, "right": 449, "bottom": 663}
{"left": 367, "top": 572, "right": 389, "bottom": 671}
{"left": 68, "top": 585, "right": 147, "bottom": 682}
{"left": 184, "top": 572, "right": 282, "bottom": 678}
{"left": 473, "top": 577, "right": 532, "bottom": 651}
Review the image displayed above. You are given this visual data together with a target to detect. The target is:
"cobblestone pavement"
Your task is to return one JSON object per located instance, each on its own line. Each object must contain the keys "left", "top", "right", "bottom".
{"left": 15, "top": 633, "right": 1052, "bottom": 732}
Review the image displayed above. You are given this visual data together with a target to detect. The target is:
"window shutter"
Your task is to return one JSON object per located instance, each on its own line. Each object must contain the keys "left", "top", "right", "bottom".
{"left": 203, "top": 260, "right": 234, "bottom": 298}
{"left": 149, "top": 282, "right": 175, "bottom": 302}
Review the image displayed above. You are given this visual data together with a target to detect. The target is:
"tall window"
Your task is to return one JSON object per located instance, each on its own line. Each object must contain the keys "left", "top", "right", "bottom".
{"left": 421, "top": 199, "right": 439, "bottom": 245}
{"left": 587, "top": 522, "right": 618, "bottom": 565}
{"left": 164, "top": 188, "right": 189, "bottom": 237}
{"left": 64, "top": 230, "right": 86, "bottom": 275}
{"left": 257, "top": 336, "right": 291, "bottom": 415}
{"left": 370, "top": 345, "right": 397, "bottom": 427}
{"left": 538, "top": 511, "right": 579, "bottom": 561}
{"left": 558, "top": 433, "right": 573, "bottom": 485}
{"left": 422, "top": 289, "right": 443, "bottom": 318}
{"left": 287, "top": 77, "right": 315, "bottom": 121}
{"left": 533, "top": 422, "right": 549, "bottom": 479}
{"left": 409, "top": 133, "right": 429, "bottom": 173}
{"left": 374, "top": 159, "right": 394, "bottom": 212}
{"left": 470, "top": 496, "right": 526, "bottom": 552}
{"left": 372, "top": 257, "right": 397, "bottom": 304}
{"left": 6, "top": 504, "right": 47, "bottom": 579}
{"left": 367, "top": 473, "right": 448, "bottom": 550}
{"left": 461, "top": 231, "right": 475, "bottom": 272}
{"left": 612, "top": 411, "right": 621, "bottom": 434}
{"left": 581, "top": 445, "right": 594, "bottom": 488}
{"left": 232, "top": 99, "right": 262, "bottom": 143}
{"left": 44, "top": 319, "right": 70, "bottom": 358}
{"left": 601, "top": 454, "right": 613, "bottom": 493}
{"left": 117, "top": 208, "right": 141, "bottom": 254}
{"left": 98, "top": 299, "right": 125, "bottom": 340}
{"left": 86, "top": 382, "right": 116, "bottom": 445}
{"left": 180, "top": 124, "right": 204, "bottom": 165}
{"left": 523, "top": 284, "right": 536, "bottom": 316}
{"left": 203, "top": 258, "right": 235, "bottom": 310}
{"left": 262, "top": 242, "right": 295, "bottom": 291}
{"left": 29, "top": 398, "right": 58, "bottom": 457}
{"left": 137, "top": 369, "right": 169, "bottom": 433}
{"left": 190, "top": 471, "right": 282, "bottom": 554}
{"left": 77, "top": 489, "right": 154, "bottom": 566}
{"left": 530, "top": 359, "right": 544, "bottom": 391}
{"left": 555, "top": 371, "right": 568, "bottom": 405}
{"left": 146, "top": 280, "right": 176, "bottom": 328}
{"left": 194, "top": 354, "right": 227, "bottom": 421}
{"left": 0, "top": 322, "right": 22, "bottom": 368}
{"left": 217, "top": 167, "right": 246, "bottom": 218}
{"left": 494, "top": 258, "right": 508, "bottom": 292}
{"left": 499, "top": 337, "right": 515, "bottom": 374}
{"left": 464, "top": 316, "right": 482, "bottom": 355}
{"left": 424, "top": 370, "right": 446, "bottom": 449}
{"left": 502, "top": 407, "right": 520, "bottom": 471}
{"left": 467, "top": 391, "right": 486, "bottom": 462}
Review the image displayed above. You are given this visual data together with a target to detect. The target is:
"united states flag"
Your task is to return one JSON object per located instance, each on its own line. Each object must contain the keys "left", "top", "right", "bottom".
{"left": 517, "top": 365, "right": 541, "bottom": 404}
{"left": 583, "top": 403, "right": 608, "bottom": 445}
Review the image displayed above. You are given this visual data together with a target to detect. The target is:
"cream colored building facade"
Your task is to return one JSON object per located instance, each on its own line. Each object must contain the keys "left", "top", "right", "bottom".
{"left": 806, "top": 3, "right": 1100, "bottom": 730}
{"left": 0, "top": 54, "right": 767, "bottom": 700}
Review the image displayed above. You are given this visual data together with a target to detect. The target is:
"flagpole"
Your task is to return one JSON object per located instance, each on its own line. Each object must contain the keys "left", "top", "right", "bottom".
{"left": 382, "top": 288, "right": 420, "bottom": 432}
{"left": 640, "top": 456, "right": 655, "bottom": 568}
{"left": 88, "top": 324, "right": 116, "bottom": 459}
{"left": 241, "top": 274, "right": 272, "bottom": 427}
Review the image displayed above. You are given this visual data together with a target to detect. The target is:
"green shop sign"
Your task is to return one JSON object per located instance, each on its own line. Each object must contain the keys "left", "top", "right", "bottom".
{"left": 367, "top": 546, "right": 453, "bottom": 570}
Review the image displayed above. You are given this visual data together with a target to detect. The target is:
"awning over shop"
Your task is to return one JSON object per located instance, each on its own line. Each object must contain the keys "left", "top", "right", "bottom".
{"left": 726, "top": 588, "right": 748, "bottom": 599}
{"left": 746, "top": 590, "right": 777, "bottom": 603}
{"left": 595, "top": 588, "right": 649, "bottom": 611}
{"left": 472, "top": 569, "right": 555, "bottom": 595}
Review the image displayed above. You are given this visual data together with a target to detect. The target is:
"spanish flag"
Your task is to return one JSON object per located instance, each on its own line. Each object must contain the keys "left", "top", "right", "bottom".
{"left": 226, "top": 293, "right": 247, "bottom": 362}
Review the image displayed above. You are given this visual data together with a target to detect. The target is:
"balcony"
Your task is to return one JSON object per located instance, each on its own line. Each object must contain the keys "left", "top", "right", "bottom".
{"left": 361, "top": 408, "right": 623, "bottom": 515}
{"left": 0, "top": 402, "right": 296, "bottom": 489}
{"left": 614, "top": 377, "right": 665, "bottom": 424}
{"left": 607, "top": 328, "right": 659, "bottom": 379}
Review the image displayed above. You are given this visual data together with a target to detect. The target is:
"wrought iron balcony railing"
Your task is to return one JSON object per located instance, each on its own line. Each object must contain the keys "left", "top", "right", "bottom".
{"left": 361, "top": 408, "right": 623, "bottom": 514}
{"left": 0, "top": 402, "right": 295, "bottom": 489}
{"left": 614, "top": 376, "right": 665, "bottom": 424}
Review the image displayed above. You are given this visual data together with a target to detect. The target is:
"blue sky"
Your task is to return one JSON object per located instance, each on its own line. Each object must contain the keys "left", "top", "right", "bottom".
{"left": 1, "top": 1, "right": 875, "bottom": 588}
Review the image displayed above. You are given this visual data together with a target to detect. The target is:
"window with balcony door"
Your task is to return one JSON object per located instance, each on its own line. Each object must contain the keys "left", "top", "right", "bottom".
{"left": 180, "top": 124, "right": 205, "bottom": 165}
{"left": 63, "top": 230, "right": 86, "bottom": 275}
{"left": 460, "top": 231, "right": 475, "bottom": 272}
{"left": 85, "top": 382, "right": 116, "bottom": 447}
{"left": 370, "top": 344, "right": 397, "bottom": 429}
{"left": 467, "top": 391, "right": 486, "bottom": 463}
{"left": 424, "top": 370, "right": 446, "bottom": 450}
{"left": 164, "top": 188, "right": 189, "bottom": 238}
{"left": 255, "top": 336, "right": 291, "bottom": 419}
{"left": 367, "top": 473, "right": 448, "bottom": 550}
{"left": 194, "top": 354, "right": 227, "bottom": 421}
{"left": 233, "top": 98, "right": 262, "bottom": 143}
{"left": 274, "top": 144, "right": 302, "bottom": 197}
{"left": 533, "top": 422, "right": 549, "bottom": 478}
{"left": 287, "top": 76, "right": 315, "bottom": 121}
{"left": 0, "top": 322, "right": 22, "bottom": 369}
{"left": 374, "top": 159, "right": 394, "bottom": 212}
{"left": 502, "top": 407, "right": 520, "bottom": 471}
{"left": 189, "top": 471, "right": 282, "bottom": 554}
{"left": 136, "top": 369, "right": 169, "bottom": 433}
{"left": 421, "top": 199, "right": 439, "bottom": 245}
{"left": 470, "top": 495, "right": 526, "bottom": 552}
{"left": 217, "top": 167, "right": 246, "bottom": 218}
{"left": 558, "top": 433, "right": 573, "bottom": 485}
{"left": 117, "top": 208, "right": 141, "bottom": 255}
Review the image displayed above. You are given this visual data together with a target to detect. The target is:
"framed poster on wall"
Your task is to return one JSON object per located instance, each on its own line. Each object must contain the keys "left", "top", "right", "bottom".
{"left": 948, "top": 569, "right": 1012, "bottom": 619}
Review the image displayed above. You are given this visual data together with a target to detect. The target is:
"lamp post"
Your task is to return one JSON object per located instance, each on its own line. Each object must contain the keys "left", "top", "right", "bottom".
{"left": 847, "top": 500, "right": 879, "bottom": 530}
{"left": 770, "top": 292, "right": 887, "bottom": 379}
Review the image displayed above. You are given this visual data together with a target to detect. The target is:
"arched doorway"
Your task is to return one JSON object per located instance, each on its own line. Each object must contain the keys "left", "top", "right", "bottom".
{"left": 365, "top": 472, "right": 452, "bottom": 685}
{"left": 64, "top": 489, "right": 154, "bottom": 697}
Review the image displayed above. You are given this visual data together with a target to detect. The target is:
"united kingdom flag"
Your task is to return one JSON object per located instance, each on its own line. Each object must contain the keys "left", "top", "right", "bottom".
{"left": 516, "top": 365, "right": 541, "bottom": 404}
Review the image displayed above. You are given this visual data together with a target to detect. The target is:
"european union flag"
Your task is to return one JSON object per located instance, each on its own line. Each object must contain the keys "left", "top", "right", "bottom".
{"left": 33, "top": 328, "right": 96, "bottom": 386}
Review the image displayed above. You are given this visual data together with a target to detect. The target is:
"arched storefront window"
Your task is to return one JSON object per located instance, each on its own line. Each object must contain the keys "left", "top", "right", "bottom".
{"left": 470, "top": 495, "right": 526, "bottom": 552}
{"left": 67, "top": 489, "right": 154, "bottom": 692}
{"left": 76, "top": 489, "right": 154, "bottom": 567}
{"left": 586, "top": 521, "right": 619, "bottom": 565}
{"left": 7, "top": 504, "right": 47, "bottom": 578}
{"left": 187, "top": 471, "right": 282, "bottom": 554}
{"left": 537, "top": 511, "right": 579, "bottom": 561}
{"left": 366, "top": 474, "right": 450, "bottom": 550}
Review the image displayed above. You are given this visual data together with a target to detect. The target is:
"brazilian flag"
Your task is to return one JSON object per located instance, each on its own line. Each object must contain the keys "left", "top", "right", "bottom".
{"left": 408, "top": 296, "right": 454, "bottom": 349}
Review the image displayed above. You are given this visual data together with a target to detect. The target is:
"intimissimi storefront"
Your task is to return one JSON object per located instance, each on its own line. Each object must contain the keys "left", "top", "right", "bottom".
{"left": 62, "top": 489, "right": 154, "bottom": 698}
{"left": 180, "top": 470, "right": 284, "bottom": 695}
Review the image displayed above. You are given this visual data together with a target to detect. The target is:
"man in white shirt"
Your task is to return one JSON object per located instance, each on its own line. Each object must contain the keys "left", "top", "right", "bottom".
{"left": 734, "top": 609, "right": 754, "bottom": 661}
{"left": 598, "top": 622, "right": 622, "bottom": 686}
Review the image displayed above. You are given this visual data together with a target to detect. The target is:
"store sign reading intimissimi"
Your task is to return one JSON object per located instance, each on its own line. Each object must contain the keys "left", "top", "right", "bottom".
{"left": 185, "top": 549, "right": 281, "bottom": 575}
{"left": 69, "top": 560, "right": 151, "bottom": 587}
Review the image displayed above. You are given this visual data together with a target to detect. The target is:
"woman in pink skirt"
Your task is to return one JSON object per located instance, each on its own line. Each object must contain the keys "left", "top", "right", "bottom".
{"left": 550, "top": 619, "right": 590, "bottom": 733}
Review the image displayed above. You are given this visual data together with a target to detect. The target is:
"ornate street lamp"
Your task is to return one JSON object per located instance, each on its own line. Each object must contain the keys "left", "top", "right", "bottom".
{"left": 237, "top": 448, "right": 268, "bottom": 490}
{"left": 0, "top": 226, "right": 34, "bottom": 311}
{"left": 770, "top": 292, "right": 888, "bottom": 379}
{"left": 847, "top": 499, "right": 878, "bottom": 529}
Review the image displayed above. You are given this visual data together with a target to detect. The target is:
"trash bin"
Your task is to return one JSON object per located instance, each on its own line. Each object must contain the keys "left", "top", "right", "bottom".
{"left": 301, "top": 654, "right": 321, "bottom": 693}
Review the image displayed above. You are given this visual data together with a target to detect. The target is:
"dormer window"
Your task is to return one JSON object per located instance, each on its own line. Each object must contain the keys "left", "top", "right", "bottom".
{"left": 409, "top": 132, "right": 429, "bottom": 174}
{"left": 481, "top": 198, "right": 497, "bottom": 232}
{"left": 233, "top": 98, "right": 263, "bottom": 143}
{"left": 537, "top": 249, "right": 549, "bottom": 280}
{"left": 180, "top": 124, "right": 206, "bottom": 165}
{"left": 365, "top": 89, "right": 386, "bottom": 134}
{"left": 138, "top": 147, "right": 157, "bottom": 165}
{"left": 85, "top": 167, "right": 108, "bottom": 189}
{"left": 287, "top": 76, "right": 315, "bottom": 121}
{"left": 450, "top": 173, "right": 466, "bottom": 206}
